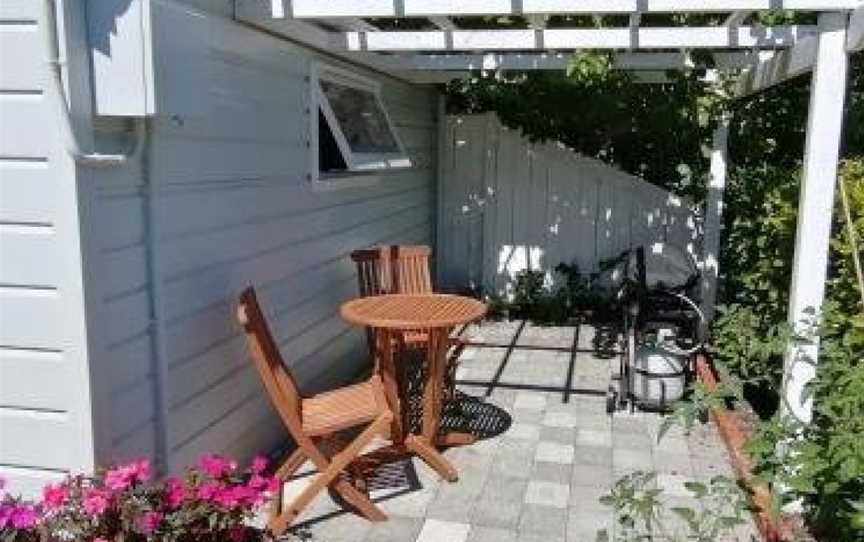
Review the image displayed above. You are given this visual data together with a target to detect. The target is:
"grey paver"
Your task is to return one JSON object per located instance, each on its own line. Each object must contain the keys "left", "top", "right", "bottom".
{"left": 535, "top": 441, "right": 575, "bottom": 464}
{"left": 284, "top": 320, "right": 752, "bottom": 542}
{"left": 416, "top": 519, "right": 471, "bottom": 542}
{"left": 525, "top": 480, "right": 571, "bottom": 508}
{"left": 467, "top": 526, "right": 518, "bottom": 542}
{"left": 518, "top": 504, "right": 568, "bottom": 537}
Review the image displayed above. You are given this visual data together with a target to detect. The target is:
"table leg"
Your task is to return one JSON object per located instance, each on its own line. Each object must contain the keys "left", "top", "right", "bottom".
{"left": 376, "top": 328, "right": 403, "bottom": 442}
{"left": 411, "top": 328, "right": 459, "bottom": 482}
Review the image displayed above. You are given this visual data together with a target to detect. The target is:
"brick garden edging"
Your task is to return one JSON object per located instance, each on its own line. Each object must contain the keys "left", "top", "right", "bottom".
{"left": 694, "top": 354, "right": 788, "bottom": 542}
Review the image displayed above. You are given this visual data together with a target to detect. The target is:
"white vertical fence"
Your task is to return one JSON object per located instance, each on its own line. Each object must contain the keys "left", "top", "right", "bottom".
{"left": 437, "top": 113, "right": 701, "bottom": 295}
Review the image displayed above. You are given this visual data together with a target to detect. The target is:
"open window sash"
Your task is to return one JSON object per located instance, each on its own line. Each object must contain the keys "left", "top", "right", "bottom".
{"left": 315, "top": 67, "right": 411, "bottom": 172}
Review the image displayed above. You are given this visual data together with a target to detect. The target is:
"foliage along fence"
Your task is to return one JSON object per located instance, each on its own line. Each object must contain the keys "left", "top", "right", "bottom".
{"left": 436, "top": 113, "right": 699, "bottom": 296}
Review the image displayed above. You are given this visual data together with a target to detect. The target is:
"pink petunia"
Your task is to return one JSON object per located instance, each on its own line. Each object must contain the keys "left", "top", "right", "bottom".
{"left": 104, "top": 459, "right": 151, "bottom": 492}
{"left": 196, "top": 480, "right": 223, "bottom": 501}
{"left": 42, "top": 483, "right": 69, "bottom": 510}
{"left": 163, "top": 477, "right": 186, "bottom": 509}
{"left": 199, "top": 454, "right": 236, "bottom": 479}
{"left": 10, "top": 504, "right": 38, "bottom": 529}
{"left": 136, "top": 511, "right": 163, "bottom": 535}
{"left": 82, "top": 488, "right": 111, "bottom": 517}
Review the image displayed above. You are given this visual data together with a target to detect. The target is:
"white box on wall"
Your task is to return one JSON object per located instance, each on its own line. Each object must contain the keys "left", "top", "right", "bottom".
{"left": 87, "top": 0, "right": 208, "bottom": 116}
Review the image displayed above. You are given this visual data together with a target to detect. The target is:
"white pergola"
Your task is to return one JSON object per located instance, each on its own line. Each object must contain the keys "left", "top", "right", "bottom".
{"left": 239, "top": 0, "right": 864, "bottom": 423}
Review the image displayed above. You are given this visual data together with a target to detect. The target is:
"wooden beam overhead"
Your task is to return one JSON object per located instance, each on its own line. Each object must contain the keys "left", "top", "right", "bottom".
{"left": 384, "top": 51, "right": 701, "bottom": 70}
{"left": 284, "top": 0, "right": 863, "bottom": 19}
{"left": 336, "top": 25, "right": 817, "bottom": 52}
{"left": 847, "top": 4, "right": 864, "bottom": 50}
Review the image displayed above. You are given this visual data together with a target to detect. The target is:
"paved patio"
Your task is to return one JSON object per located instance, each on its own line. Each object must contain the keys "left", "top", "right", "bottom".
{"left": 284, "top": 320, "right": 756, "bottom": 542}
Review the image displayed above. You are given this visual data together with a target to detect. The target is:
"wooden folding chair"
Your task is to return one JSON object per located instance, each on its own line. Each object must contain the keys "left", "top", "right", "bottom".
{"left": 350, "top": 245, "right": 466, "bottom": 394}
{"left": 237, "top": 287, "right": 393, "bottom": 534}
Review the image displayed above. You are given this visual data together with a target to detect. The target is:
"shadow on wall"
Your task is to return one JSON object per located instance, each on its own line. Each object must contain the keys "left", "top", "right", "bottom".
{"left": 437, "top": 113, "right": 701, "bottom": 297}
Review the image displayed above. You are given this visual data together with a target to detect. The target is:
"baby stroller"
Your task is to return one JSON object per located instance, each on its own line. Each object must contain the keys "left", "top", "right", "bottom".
{"left": 595, "top": 243, "right": 705, "bottom": 414}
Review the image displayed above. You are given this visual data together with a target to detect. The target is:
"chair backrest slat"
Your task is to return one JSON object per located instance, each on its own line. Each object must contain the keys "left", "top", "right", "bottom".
{"left": 237, "top": 288, "right": 303, "bottom": 435}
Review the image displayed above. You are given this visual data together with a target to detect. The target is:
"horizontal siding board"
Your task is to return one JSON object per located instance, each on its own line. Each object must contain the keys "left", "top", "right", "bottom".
{"left": 0, "top": 94, "right": 50, "bottom": 157}
{"left": 0, "top": 24, "right": 45, "bottom": 90}
{"left": 0, "top": 0, "right": 41, "bottom": 20}
{"left": 0, "top": 409, "right": 75, "bottom": 470}
{"left": 159, "top": 201, "right": 433, "bottom": 322}
{"left": 102, "top": 290, "right": 151, "bottom": 347}
{"left": 97, "top": 195, "right": 146, "bottom": 250}
{"left": 0, "top": 225, "right": 59, "bottom": 286}
{"left": 0, "top": 348, "right": 68, "bottom": 411}
{"left": 110, "top": 379, "right": 156, "bottom": 443}
{"left": 0, "top": 289, "right": 62, "bottom": 349}
{"left": 159, "top": 186, "right": 430, "bottom": 280}
{"left": 107, "top": 334, "right": 154, "bottom": 394}
{"left": 0, "top": 159, "right": 55, "bottom": 223}
{"left": 101, "top": 245, "right": 149, "bottom": 299}
{"left": 0, "top": 466, "right": 64, "bottom": 500}
{"left": 110, "top": 421, "right": 157, "bottom": 464}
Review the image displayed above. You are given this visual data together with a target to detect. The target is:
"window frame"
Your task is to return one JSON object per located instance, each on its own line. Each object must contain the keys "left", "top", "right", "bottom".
{"left": 311, "top": 64, "right": 411, "bottom": 181}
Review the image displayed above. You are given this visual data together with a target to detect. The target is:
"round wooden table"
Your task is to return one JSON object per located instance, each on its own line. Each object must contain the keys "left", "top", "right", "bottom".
{"left": 340, "top": 294, "right": 486, "bottom": 482}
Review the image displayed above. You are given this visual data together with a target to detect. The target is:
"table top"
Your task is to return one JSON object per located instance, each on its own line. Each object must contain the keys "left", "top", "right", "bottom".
{"left": 340, "top": 294, "right": 487, "bottom": 329}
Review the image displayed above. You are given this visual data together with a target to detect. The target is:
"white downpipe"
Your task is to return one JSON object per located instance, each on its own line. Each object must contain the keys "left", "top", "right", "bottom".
{"left": 43, "top": 0, "right": 144, "bottom": 167}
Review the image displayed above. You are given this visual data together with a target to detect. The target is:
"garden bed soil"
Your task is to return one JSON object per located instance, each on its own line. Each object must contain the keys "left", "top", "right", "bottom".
{"left": 695, "top": 354, "right": 810, "bottom": 542}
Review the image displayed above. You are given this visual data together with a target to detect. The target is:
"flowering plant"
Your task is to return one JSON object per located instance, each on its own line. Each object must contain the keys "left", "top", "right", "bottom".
{"left": 0, "top": 455, "right": 280, "bottom": 542}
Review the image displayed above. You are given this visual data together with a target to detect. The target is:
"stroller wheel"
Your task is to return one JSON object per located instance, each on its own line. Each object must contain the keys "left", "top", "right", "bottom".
{"left": 606, "top": 387, "right": 618, "bottom": 415}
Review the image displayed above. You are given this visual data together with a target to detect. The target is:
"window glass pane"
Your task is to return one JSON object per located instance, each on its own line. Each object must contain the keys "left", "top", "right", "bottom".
{"left": 320, "top": 80, "right": 400, "bottom": 153}
{"left": 318, "top": 109, "right": 347, "bottom": 173}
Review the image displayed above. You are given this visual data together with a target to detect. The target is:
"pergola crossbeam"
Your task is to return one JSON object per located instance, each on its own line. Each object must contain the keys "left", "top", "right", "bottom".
{"left": 283, "top": 0, "right": 863, "bottom": 18}
{"left": 385, "top": 51, "right": 710, "bottom": 71}
{"left": 337, "top": 25, "right": 817, "bottom": 52}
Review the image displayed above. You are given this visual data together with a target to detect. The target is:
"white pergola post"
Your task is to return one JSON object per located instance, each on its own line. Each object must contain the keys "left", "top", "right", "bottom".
{"left": 781, "top": 11, "right": 849, "bottom": 424}
{"left": 701, "top": 114, "right": 731, "bottom": 323}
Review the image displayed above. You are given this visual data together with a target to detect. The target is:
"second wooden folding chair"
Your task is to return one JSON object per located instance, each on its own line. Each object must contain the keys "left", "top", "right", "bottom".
{"left": 237, "top": 287, "right": 393, "bottom": 534}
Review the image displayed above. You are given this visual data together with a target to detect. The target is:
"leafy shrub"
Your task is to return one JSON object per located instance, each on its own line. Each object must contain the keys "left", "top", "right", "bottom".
{"left": 710, "top": 158, "right": 864, "bottom": 539}
{"left": 0, "top": 455, "right": 281, "bottom": 542}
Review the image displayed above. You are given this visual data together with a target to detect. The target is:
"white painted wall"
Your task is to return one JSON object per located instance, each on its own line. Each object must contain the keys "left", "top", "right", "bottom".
{"left": 0, "top": 0, "right": 97, "bottom": 497}
{"left": 86, "top": 7, "right": 438, "bottom": 472}
{"left": 438, "top": 114, "right": 699, "bottom": 295}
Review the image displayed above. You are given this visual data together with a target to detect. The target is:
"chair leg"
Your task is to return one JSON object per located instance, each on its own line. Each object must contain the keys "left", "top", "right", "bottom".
{"left": 276, "top": 448, "right": 307, "bottom": 479}
{"left": 268, "top": 413, "right": 392, "bottom": 535}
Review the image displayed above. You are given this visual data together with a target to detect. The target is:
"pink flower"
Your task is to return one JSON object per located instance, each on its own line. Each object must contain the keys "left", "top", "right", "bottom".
{"left": 199, "top": 454, "right": 236, "bottom": 478}
{"left": 42, "top": 483, "right": 69, "bottom": 509}
{"left": 82, "top": 488, "right": 111, "bottom": 517}
{"left": 136, "top": 511, "right": 163, "bottom": 535}
{"left": 250, "top": 455, "right": 268, "bottom": 475}
{"left": 104, "top": 459, "right": 150, "bottom": 492}
{"left": 10, "top": 504, "right": 38, "bottom": 529}
{"left": 196, "top": 481, "right": 223, "bottom": 501}
{"left": 93, "top": 538, "right": 110, "bottom": 542}
{"left": 163, "top": 477, "right": 186, "bottom": 509}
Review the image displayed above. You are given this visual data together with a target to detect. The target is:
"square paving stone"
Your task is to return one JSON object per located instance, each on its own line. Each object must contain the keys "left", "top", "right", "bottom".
{"left": 538, "top": 425, "right": 577, "bottom": 444}
{"left": 470, "top": 498, "right": 522, "bottom": 529}
{"left": 571, "top": 464, "right": 613, "bottom": 489}
{"left": 483, "top": 476, "right": 529, "bottom": 502}
{"left": 542, "top": 411, "right": 579, "bottom": 428}
{"left": 506, "top": 423, "right": 542, "bottom": 441}
{"left": 535, "top": 442, "right": 575, "bottom": 464}
{"left": 467, "top": 526, "right": 518, "bottom": 542}
{"left": 566, "top": 509, "right": 615, "bottom": 542}
{"left": 524, "top": 481, "right": 571, "bottom": 508}
{"left": 416, "top": 519, "right": 471, "bottom": 542}
{"left": 518, "top": 504, "right": 568, "bottom": 537}
{"left": 575, "top": 428, "right": 612, "bottom": 447}
{"left": 514, "top": 391, "right": 548, "bottom": 411}
{"left": 572, "top": 444, "right": 613, "bottom": 467}
{"left": 531, "top": 461, "right": 572, "bottom": 483}
{"left": 364, "top": 516, "right": 424, "bottom": 542}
